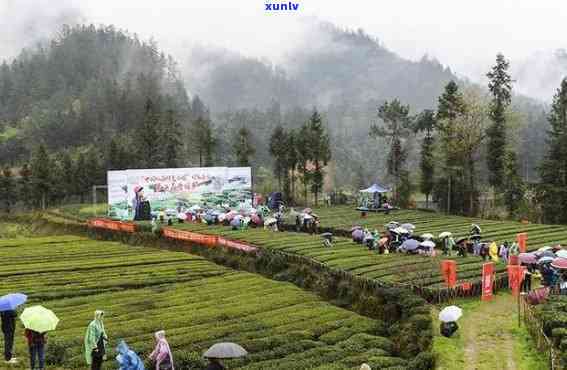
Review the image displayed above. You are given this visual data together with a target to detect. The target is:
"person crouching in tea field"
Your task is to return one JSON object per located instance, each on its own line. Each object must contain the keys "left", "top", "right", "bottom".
{"left": 24, "top": 329, "right": 46, "bottom": 370}
{"left": 1, "top": 309, "right": 18, "bottom": 364}
{"left": 85, "top": 310, "right": 108, "bottom": 370}
{"left": 149, "top": 330, "right": 174, "bottom": 370}
{"left": 206, "top": 358, "right": 225, "bottom": 370}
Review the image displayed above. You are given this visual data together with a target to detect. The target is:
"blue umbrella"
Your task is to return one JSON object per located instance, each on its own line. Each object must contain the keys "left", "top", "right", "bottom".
{"left": 0, "top": 293, "right": 27, "bottom": 312}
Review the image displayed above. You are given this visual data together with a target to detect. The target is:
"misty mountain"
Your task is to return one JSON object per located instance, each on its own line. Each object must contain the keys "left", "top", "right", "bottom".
{"left": 185, "top": 23, "right": 457, "bottom": 113}
{"left": 513, "top": 49, "right": 567, "bottom": 102}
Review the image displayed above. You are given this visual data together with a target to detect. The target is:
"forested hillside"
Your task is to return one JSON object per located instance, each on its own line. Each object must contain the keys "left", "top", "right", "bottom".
{"left": 0, "top": 24, "right": 190, "bottom": 164}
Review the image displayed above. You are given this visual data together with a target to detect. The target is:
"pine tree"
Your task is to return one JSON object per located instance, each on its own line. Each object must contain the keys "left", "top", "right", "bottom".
{"left": 435, "top": 81, "right": 467, "bottom": 214}
{"left": 296, "top": 124, "right": 312, "bottom": 205}
{"left": 486, "top": 53, "right": 513, "bottom": 189}
{"left": 284, "top": 130, "right": 298, "bottom": 203}
{"left": 503, "top": 151, "right": 524, "bottom": 215}
{"left": 30, "top": 144, "right": 52, "bottom": 209}
{"left": 370, "top": 99, "right": 412, "bottom": 201}
{"left": 136, "top": 98, "right": 161, "bottom": 168}
{"left": 19, "top": 164, "right": 32, "bottom": 208}
{"left": 269, "top": 125, "right": 287, "bottom": 189}
{"left": 191, "top": 117, "right": 216, "bottom": 167}
{"left": 539, "top": 78, "right": 567, "bottom": 224}
{"left": 60, "top": 151, "right": 75, "bottom": 200}
{"left": 307, "top": 110, "right": 331, "bottom": 206}
{"left": 233, "top": 126, "right": 255, "bottom": 166}
{"left": 414, "top": 110, "right": 436, "bottom": 208}
{"left": 74, "top": 152, "right": 88, "bottom": 203}
{"left": 0, "top": 167, "right": 15, "bottom": 212}
{"left": 162, "top": 109, "right": 182, "bottom": 168}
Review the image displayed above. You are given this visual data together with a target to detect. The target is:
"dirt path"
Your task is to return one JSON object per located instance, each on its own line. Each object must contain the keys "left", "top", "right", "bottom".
{"left": 433, "top": 293, "right": 546, "bottom": 370}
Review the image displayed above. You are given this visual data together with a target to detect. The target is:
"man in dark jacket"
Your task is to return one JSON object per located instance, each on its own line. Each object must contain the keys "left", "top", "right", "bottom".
{"left": 1, "top": 309, "right": 17, "bottom": 363}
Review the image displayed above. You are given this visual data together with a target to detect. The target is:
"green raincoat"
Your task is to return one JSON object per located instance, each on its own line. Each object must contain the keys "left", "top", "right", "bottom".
{"left": 84, "top": 310, "right": 107, "bottom": 365}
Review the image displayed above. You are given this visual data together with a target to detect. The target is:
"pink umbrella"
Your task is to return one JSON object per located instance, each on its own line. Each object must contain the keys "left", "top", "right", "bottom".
{"left": 250, "top": 214, "right": 263, "bottom": 226}
{"left": 519, "top": 252, "right": 537, "bottom": 264}
{"left": 225, "top": 211, "right": 237, "bottom": 221}
{"left": 551, "top": 257, "right": 567, "bottom": 270}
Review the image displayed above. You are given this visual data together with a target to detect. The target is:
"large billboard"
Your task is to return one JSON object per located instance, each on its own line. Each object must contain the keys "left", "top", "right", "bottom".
{"left": 107, "top": 167, "right": 252, "bottom": 220}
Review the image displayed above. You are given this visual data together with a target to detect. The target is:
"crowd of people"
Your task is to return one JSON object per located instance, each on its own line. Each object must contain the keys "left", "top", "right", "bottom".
{"left": 0, "top": 308, "right": 229, "bottom": 370}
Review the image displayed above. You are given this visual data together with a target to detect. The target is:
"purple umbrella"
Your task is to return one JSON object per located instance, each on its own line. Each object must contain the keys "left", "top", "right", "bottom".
{"left": 519, "top": 252, "right": 537, "bottom": 264}
{"left": 401, "top": 239, "right": 420, "bottom": 251}
{"left": 0, "top": 293, "right": 27, "bottom": 312}
{"left": 350, "top": 226, "right": 363, "bottom": 232}
{"left": 352, "top": 229, "right": 364, "bottom": 242}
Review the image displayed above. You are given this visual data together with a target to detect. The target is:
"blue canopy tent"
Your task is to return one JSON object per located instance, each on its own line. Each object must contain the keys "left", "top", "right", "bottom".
{"left": 357, "top": 183, "right": 393, "bottom": 212}
{"left": 360, "top": 184, "right": 391, "bottom": 194}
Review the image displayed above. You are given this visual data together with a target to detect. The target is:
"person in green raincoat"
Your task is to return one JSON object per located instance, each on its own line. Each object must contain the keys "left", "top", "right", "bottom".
{"left": 85, "top": 310, "right": 108, "bottom": 370}
{"left": 444, "top": 236, "right": 455, "bottom": 256}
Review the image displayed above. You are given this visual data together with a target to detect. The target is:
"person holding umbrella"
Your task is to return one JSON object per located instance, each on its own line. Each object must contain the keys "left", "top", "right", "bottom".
{"left": 1, "top": 309, "right": 17, "bottom": 364}
{"left": 0, "top": 293, "right": 26, "bottom": 364}
{"left": 439, "top": 305, "right": 462, "bottom": 338}
{"left": 85, "top": 310, "right": 108, "bottom": 370}
{"left": 20, "top": 305, "right": 59, "bottom": 370}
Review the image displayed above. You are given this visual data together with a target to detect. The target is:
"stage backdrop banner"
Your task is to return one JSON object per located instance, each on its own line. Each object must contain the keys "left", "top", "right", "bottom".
{"left": 107, "top": 167, "right": 252, "bottom": 220}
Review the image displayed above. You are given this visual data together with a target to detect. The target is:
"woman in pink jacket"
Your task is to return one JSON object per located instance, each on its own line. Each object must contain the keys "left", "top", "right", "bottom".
{"left": 149, "top": 330, "right": 174, "bottom": 370}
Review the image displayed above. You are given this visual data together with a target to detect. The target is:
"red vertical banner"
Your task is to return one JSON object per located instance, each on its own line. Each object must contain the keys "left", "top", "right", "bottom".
{"left": 441, "top": 260, "right": 457, "bottom": 288}
{"left": 507, "top": 265, "right": 524, "bottom": 297}
{"left": 517, "top": 233, "right": 528, "bottom": 253}
{"left": 481, "top": 262, "right": 494, "bottom": 301}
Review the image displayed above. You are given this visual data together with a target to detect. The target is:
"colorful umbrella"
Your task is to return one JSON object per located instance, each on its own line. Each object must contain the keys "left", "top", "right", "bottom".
{"left": 20, "top": 305, "right": 59, "bottom": 333}
{"left": 438, "top": 305, "right": 463, "bottom": 323}
{"left": 420, "top": 240, "right": 436, "bottom": 249}
{"left": 519, "top": 252, "right": 537, "bottom": 264}
{"left": 400, "top": 239, "right": 419, "bottom": 251}
{"left": 551, "top": 258, "right": 567, "bottom": 270}
{"left": 350, "top": 226, "right": 363, "bottom": 232}
{"left": 0, "top": 293, "right": 27, "bottom": 312}
{"left": 439, "top": 231, "right": 452, "bottom": 239}
{"left": 204, "top": 342, "right": 248, "bottom": 359}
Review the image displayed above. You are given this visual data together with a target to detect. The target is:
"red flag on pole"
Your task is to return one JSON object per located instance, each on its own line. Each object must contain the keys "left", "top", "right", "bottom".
{"left": 482, "top": 262, "right": 495, "bottom": 301}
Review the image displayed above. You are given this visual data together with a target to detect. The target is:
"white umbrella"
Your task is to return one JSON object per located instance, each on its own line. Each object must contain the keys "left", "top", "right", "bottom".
{"left": 401, "top": 223, "right": 416, "bottom": 231}
{"left": 421, "top": 233, "right": 434, "bottom": 240}
{"left": 538, "top": 246, "right": 552, "bottom": 252}
{"left": 438, "top": 305, "right": 463, "bottom": 323}
{"left": 556, "top": 250, "right": 567, "bottom": 259}
{"left": 420, "top": 240, "right": 436, "bottom": 248}
{"left": 439, "top": 231, "right": 452, "bottom": 239}
{"left": 204, "top": 342, "right": 248, "bottom": 359}
{"left": 392, "top": 227, "right": 409, "bottom": 234}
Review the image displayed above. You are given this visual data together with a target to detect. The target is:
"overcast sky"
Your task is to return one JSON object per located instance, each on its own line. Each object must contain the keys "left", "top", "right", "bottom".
{"left": 2, "top": 0, "right": 567, "bottom": 91}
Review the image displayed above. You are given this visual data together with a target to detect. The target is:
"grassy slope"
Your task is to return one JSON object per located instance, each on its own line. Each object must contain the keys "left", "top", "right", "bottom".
{"left": 0, "top": 235, "right": 404, "bottom": 370}
{"left": 432, "top": 293, "right": 547, "bottom": 370}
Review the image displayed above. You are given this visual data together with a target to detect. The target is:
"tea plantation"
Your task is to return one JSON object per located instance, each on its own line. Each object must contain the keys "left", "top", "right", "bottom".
{"left": 0, "top": 235, "right": 408, "bottom": 370}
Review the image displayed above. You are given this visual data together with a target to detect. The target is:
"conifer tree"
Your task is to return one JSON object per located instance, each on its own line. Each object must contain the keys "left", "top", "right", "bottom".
{"left": 539, "top": 78, "right": 567, "bottom": 224}
{"left": 233, "top": 126, "right": 255, "bottom": 167}
{"left": 30, "top": 144, "right": 52, "bottom": 209}
{"left": 486, "top": 53, "right": 513, "bottom": 188}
